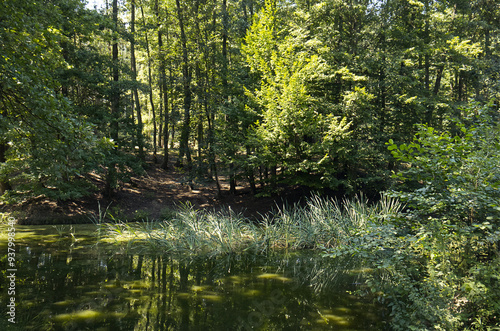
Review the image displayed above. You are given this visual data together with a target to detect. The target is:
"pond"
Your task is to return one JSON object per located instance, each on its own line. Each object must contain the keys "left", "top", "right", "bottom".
{"left": 1, "top": 224, "right": 388, "bottom": 330}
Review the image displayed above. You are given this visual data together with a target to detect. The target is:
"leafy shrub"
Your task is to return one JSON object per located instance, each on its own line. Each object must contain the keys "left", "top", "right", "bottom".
{"left": 387, "top": 108, "right": 500, "bottom": 231}
{"left": 327, "top": 104, "right": 500, "bottom": 330}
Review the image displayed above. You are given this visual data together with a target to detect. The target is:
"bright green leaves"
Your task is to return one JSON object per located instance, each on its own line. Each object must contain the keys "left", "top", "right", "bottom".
{"left": 242, "top": 0, "right": 278, "bottom": 79}
{"left": 447, "top": 36, "right": 482, "bottom": 59}
{"left": 387, "top": 104, "right": 500, "bottom": 227}
{"left": 379, "top": 104, "right": 500, "bottom": 330}
{"left": 326, "top": 105, "right": 500, "bottom": 331}
{"left": 243, "top": 0, "right": 352, "bottom": 189}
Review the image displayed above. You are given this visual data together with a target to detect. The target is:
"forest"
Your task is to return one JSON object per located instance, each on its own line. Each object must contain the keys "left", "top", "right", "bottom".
{"left": 1, "top": 0, "right": 499, "bottom": 330}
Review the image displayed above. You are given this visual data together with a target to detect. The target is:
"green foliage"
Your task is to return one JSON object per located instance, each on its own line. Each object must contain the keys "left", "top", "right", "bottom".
{"left": 262, "top": 193, "right": 403, "bottom": 250}
{"left": 132, "top": 209, "right": 151, "bottom": 222}
{"left": 243, "top": 0, "right": 354, "bottom": 190}
{"left": 327, "top": 103, "right": 500, "bottom": 330}
{"left": 103, "top": 204, "right": 263, "bottom": 256}
{"left": 4, "top": 0, "right": 500, "bottom": 199}
{"left": 387, "top": 103, "right": 500, "bottom": 228}
{"left": 0, "top": 0, "right": 116, "bottom": 202}
{"left": 0, "top": 0, "right": 146, "bottom": 201}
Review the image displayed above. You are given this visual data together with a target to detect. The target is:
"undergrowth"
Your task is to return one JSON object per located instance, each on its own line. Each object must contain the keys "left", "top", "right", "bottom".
{"left": 98, "top": 194, "right": 402, "bottom": 257}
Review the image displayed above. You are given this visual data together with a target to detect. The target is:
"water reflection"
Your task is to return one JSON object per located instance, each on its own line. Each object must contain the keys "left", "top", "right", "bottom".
{"left": 1, "top": 225, "right": 386, "bottom": 330}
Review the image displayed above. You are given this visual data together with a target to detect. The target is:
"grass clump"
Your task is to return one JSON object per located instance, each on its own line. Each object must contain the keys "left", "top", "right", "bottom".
{"left": 261, "top": 194, "right": 402, "bottom": 250}
{"left": 100, "top": 195, "right": 403, "bottom": 257}
{"left": 101, "top": 204, "right": 262, "bottom": 256}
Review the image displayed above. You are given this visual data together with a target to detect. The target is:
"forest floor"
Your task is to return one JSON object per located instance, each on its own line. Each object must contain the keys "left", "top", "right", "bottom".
{"left": 3, "top": 154, "right": 310, "bottom": 225}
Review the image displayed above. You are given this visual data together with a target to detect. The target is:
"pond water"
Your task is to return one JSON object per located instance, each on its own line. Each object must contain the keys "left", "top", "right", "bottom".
{"left": 1, "top": 224, "right": 387, "bottom": 330}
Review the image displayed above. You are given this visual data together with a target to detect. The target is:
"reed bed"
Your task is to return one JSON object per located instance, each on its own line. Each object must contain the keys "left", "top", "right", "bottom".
{"left": 99, "top": 195, "right": 403, "bottom": 256}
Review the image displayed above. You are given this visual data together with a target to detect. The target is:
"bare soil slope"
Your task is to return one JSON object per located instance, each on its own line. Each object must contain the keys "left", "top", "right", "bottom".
{"left": 2, "top": 157, "right": 307, "bottom": 224}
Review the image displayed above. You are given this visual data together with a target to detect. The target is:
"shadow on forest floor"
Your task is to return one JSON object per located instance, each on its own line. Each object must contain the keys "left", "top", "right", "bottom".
{"left": 2, "top": 154, "right": 312, "bottom": 225}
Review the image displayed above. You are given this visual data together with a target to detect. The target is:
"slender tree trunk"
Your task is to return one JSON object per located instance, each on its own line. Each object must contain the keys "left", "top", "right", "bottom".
{"left": 205, "top": 100, "right": 221, "bottom": 197}
{"left": 433, "top": 64, "right": 444, "bottom": 95}
{"left": 246, "top": 147, "right": 257, "bottom": 195}
{"left": 221, "top": 0, "right": 236, "bottom": 194}
{"left": 424, "top": 54, "right": 430, "bottom": 91}
{"left": 379, "top": 59, "right": 386, "bottom": 134}
{"left": 140, "top": 5, "right": 158, "bottom": 163}
{"left": 424, "top": 0, "right": 430, "bottom": 92}
{"left": 169, "top": 55, "right": 175, "bottom": 154}
{"left": 110, "top": 0, "right": 119, "bottom": 143}
{"left": 158, "top": 83, "right": 163, "bottom": 148}
{"left": 170, "top": 115, "right": 175, "bottom": 150}
{"left": 242, "top": 0, "right": 247, "bottom": 22}
{"left": 458, "top": 71, "right": 464, "bottom": 101}
{"left": 378, "top": 29, "right": 387, "bottom": 138}
{"left": 105, "top": 0, "right": 119, "bottom": 198}
{"left": 485, "top": 28, "right": 491, "bottom": 58}
{"left": 193, "top": 10, "right": 204, "bottom": 174}
{"left": 208, "top": 7, "right": 221, "bottom": 197}
{"left": 205, "top": 97, "right": 221, "bottom": 197}
{"left": 270, "top": 165, "right": 277, "bottom": 191}
{"left": 197, "top": 105, "right": 203, "bottom": 171}
{"left": 222, "top": 0, "right": 228, "bottom": 89}
{"left": 229, "top": 163, "right": 236, "bottom": 194}
{"left": 176, "top": 0, "right": 192, "bottom": 169}
{"left": 0, "top": 141, "right": 12, "bottom": 194}
{"left": 131, "top": 0, "right": 145, "bottom": 162}
{"left": 157, "top": 1, "right": 170, "bottom": 170}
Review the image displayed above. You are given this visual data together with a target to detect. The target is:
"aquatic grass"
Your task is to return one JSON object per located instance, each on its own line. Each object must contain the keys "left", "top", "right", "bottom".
{"left": 101, "top": 194, "right": 403, "bottom": 256}
{"left": 262, "top": 194, "right": 389, "bottom": 250}
{"left": 375, "top": 193, "right": 405, "bottom": 222}
{"left": 89, "top": 202, "right": 112, "bottom": 225}
{"left": 101, "top": 204, "right": 264, "bottom": 256}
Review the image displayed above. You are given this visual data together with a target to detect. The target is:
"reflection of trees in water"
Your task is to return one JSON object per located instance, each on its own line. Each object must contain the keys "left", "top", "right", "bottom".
{"left": 14, "top": 238, "right": 380, "bottom": 331}
{"left": 119, "top": 252, "right": 375, "bottom": 330}
{"left": 276, "top": 252, "right": 367, "bottom": 294}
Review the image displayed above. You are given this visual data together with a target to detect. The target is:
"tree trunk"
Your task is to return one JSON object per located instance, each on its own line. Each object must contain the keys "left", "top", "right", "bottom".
{"left": 424, "top": 0, "right": 430, "bottom": 92}
{"left": 193, "top": 11, "right": 204, "bottom": 174}
{"left": 131, "top": 0, "right": 145, "bottom": 163}
{"left": 0, "top": 141, "right": 12, "bottom": 194}
{"left": 105, "top": 0, "right": 120, "bottom": 198}
{"left": 197, "top": 106, "right": 203, "bottom": 171}
{"left": 433, "top": 64, "right": 444, "bottom": 95}
{"left": 424, "top": 54, "right": 430, "bottom": 91}
{"left": 246, "top": 147, "right": 257, "bottom": 195}
{"left": 110, "top": 0, "right": 119, "bottom": 143}
{"left": 229, "top": 163, "right": 236, "bottom": 195}
{"left": 485, "top": 28, "right": 491, "bottom": 58}
{"left": 205, "top": 10, "right": 221, "bottom": 197}
{"left": 221, "top": 0, "right": 237, "bottom": 195}
{"left": 458, "top": 70, "right": 464, "bottom": 101}
{"left": 176, "top": 0, "right": 192, "bottom": 169}
{"left": 270, "top": 165, "right": 277, "bottom": 191}
{"left": 157, "top": 0, "right": 170, "bottom": 170}
{"left": 140, "top": 5, "right": 158, "bottom": 164}
{"left": 158, "top": 83, "right": 163, "bottom": 148}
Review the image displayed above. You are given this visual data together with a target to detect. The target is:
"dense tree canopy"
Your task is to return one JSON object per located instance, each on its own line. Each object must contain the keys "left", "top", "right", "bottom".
{"left": 1, "top": 0, "right": 498, "bottom": 201}
{"left": 0, "top": 0, "right": 114, "bottom": 200}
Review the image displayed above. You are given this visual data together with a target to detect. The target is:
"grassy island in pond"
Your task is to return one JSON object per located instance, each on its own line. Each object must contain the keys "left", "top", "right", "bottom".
{"left": 98, "top": 194, "right": 402, "bottom": 256}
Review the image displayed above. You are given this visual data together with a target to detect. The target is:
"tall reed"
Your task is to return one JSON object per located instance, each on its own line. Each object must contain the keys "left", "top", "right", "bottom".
{"left": 101, "top": 194, "right": 403, "bottom": 256}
